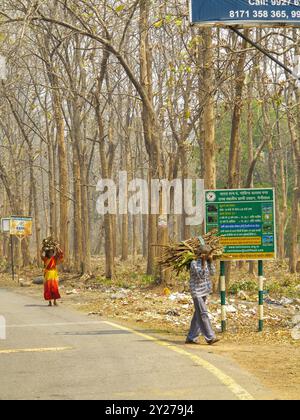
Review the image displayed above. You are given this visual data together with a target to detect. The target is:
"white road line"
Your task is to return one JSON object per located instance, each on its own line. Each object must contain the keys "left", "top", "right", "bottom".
{"left": 5, "top": 321, "right": 106, "bottom": 329}
{"left": 0, "top": 347, "right": 73, "bottom": 355}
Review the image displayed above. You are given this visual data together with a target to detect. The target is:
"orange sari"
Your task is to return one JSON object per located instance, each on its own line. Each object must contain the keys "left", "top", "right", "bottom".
{"left": 42, "top": 251, "right": 63, "bottom": 301}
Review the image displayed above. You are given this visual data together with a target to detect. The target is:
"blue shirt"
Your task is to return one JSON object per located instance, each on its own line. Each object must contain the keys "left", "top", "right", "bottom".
{"left": 190, "top": 260, "right": 216, "bottom": 299}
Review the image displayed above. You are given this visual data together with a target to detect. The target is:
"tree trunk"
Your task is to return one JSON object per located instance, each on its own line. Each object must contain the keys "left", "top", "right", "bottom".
{"left": 81, "top": 161, "right": 92, "bottom": 274}
{"left": 228, "top": 30, "right": 249, "bottom": 189}
{"left": 72, "top": 144, "right": 83, "bottom": 273}
{"left": 287, "top": 75, "right": 300, "bottom": 272}
{"left": 246, "top": 80, "right": 255, "bottom": 275}
{"left": 139, "top": 0, "right": 169, "bottom": 282}
{"left": 202, "top": 28, "right": 216, "bottom": 190}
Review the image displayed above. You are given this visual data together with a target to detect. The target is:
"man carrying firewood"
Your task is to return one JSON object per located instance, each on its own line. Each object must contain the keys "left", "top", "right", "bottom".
{"left": 186, "top": 245, "right": 221, "bottom": 346}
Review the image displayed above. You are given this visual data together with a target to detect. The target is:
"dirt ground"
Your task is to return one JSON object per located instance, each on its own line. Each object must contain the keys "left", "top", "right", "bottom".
{"left": 1, "top": 257, "right": 299, "bottom": 400}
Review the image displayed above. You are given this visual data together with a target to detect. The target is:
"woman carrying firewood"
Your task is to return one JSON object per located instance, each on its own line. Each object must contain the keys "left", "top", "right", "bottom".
{"left": 41, "top": 238, "right": 63, "bottom": 307}
{"left": 186, "top": 245, "right": 220, "bottom": 346}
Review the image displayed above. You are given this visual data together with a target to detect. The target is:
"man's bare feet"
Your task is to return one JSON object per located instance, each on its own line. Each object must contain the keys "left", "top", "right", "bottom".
{"left": 48, "top": 301, "right": 52, "bottom": 307}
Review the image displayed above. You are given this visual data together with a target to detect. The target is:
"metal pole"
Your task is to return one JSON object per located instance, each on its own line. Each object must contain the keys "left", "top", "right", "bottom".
{"left": 220, "top": 261, "right": 226, "bottom": 333}
{"left": 258, "top": 260, "right": 264, "bottom": 332}
{"left": 10, "top": 235, "right": 15, "bottom": 282}
{"left": 16, "top": 236, "right": 24, "bottom": 285}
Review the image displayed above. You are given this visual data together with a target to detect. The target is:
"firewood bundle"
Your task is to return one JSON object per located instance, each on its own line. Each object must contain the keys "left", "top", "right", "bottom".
{"left": 42, "top": 237, "right": 59, "bottom": 253}
{"left": 157, "top": 229, "right": 223, "bottom": 274}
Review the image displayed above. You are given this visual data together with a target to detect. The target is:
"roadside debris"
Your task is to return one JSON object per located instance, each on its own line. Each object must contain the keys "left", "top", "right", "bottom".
{"left": 226, "top": 305, "right": 238, "bottom": 314}
{"left": 66, "top": 289, "right": 79, "bottom": 295}
{"left": 280, "top": 297, "right": 294, "bottom": 306}
{"left": 168, "top": 292, "right": 190, "bottom": 304}
{"left": 19, "top": 278, "right": 32, "bottom": 287}
{"left": 237, "top": 291, "right": 250, "bottom": 301}
{"left": 32, "top": 276, "right": 44, "bottom": 285}
{"left": 291, "top": 324, "right": 300, "bottom": 341}
{"left": 292, "top": 315, "right": 300, "bottom": 326}
{"left": 265, "top": 296, "right": 295, "bottom": 307}
{"left": 110, "top": 289, "right": 130, "bottom": 300}
{"left": 166, "top": 310, "right": 180, "bottom": 317}
{"left": 88, "top": 311, "right": 103, "bottom": 316}
{"left": 80, "top": 273, "right": 92, "bottom": 282}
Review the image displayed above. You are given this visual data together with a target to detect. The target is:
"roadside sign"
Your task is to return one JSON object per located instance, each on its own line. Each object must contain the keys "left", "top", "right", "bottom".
{"left": 1, "top": 218, "right": 11, "bottom": 233}
{"left": 205, "top": 188, "right": 276, "bottom": 261}
{"left": 190, "top": 0, "right": 300, "bottom": 27}
{"left": 9, "top": 217, "right": 33, "bottom": 237}
{"left": 0, "top": 55, "right": 7, "bottom": 81}
{"left": 2, "top": 217, "right": 33, "bottom": 283}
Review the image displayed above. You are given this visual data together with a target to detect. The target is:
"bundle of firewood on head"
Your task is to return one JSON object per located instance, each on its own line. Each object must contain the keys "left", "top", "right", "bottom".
{"left": 42, "top": 237, "right": 60, "bottom": 254}
{"left": 157, "top": 229, "right": 223, "bottom": 275}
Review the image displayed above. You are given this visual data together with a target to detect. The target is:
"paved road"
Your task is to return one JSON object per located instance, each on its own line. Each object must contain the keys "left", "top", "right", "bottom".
{"left": 0, "top": 289, "right": 271, "bottom": 400}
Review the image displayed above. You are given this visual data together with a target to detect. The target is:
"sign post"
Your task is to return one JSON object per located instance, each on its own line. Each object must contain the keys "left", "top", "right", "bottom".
{"left": 258, "top": 260, "right": 264, "bottom": 332}
{"left": 1, "top": 217, "right": 33, "bottom": 283}
{"left": 10, "top": 217, "right": 33, "bottom": 284}
{"left": 205, "top": 189, "right": 276, "bottom": 332}
{"left": 220, "top": 261, "right": 227, "bottom": 333}
{"left": 10, "top": 234, "right": 15, "bottom": 282}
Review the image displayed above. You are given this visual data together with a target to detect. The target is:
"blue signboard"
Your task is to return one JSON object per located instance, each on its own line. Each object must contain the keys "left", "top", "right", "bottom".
{"left": 190, "top": 0, "right": 300, "bottom": 26}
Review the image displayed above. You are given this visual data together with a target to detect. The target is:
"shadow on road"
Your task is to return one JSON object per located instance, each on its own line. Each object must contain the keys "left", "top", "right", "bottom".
{"left": 55, "top": 330, "right": 132, "bottom": 336}
{"left": 137, "top": 338, "right": 185, "bottom": 346}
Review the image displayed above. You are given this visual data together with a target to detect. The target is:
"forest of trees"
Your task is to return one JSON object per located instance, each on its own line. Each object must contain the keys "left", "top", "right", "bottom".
{"left": 0, "top": 1, "right": 299, "bottom": 280}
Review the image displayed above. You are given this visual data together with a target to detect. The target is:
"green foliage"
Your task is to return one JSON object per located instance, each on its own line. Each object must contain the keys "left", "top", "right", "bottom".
{"left": 229, "top": 280, "right": 258, "bottom": 294}
{"left": 267, "top": 277, "right": 300, "bottom": 298}
{"left": 115, "top": 5, "right": 126, "bottom": 14}
{"left": 228, "top": 274, "right": 300, "bottom": 298}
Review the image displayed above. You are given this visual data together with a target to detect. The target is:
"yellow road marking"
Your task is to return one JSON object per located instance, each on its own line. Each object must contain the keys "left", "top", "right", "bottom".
{"left": 0, "top": 347, "right": 72, "bottom": 355}
{"left": 104, "top": 321, "right": 254, "bottom": 401}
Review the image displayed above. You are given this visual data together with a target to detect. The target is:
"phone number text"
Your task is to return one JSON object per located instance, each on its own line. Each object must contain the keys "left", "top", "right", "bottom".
{"left": 229, "top": 9, "right": 300, "bottom": 19}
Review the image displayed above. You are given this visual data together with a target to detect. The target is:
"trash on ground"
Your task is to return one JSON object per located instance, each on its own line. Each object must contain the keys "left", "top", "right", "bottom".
{"left": 226, "top": 305, "right": 238, "bottom": 313}
{"left": 291, "top": 324, "right": 300, "bottom": 340}
{"left": 66, "top": 289, "right": 79, "bottom": 295}
{"left": 19, "top": 278, "right": 32, "bottom": 287}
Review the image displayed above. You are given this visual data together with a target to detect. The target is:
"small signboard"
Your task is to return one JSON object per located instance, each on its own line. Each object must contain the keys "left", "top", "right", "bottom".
{"left": 1, "top": 218, "right": 11, "bottom": 233}
{"left": 190, "top": 0, "right": 300, "bottom": 27}
{"left": 205, "top": 189, "right": 276, "bottom": 261}
{"left": 9, "top": 217, "right": 33, "bottom": 237}
{"left": 0, "top": 55, "right": 7, "bottom": 81}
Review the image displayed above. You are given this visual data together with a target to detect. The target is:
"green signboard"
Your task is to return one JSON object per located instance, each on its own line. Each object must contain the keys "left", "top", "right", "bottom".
{"left": 205, "top": 189, "right": 276, "bottom": 261}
